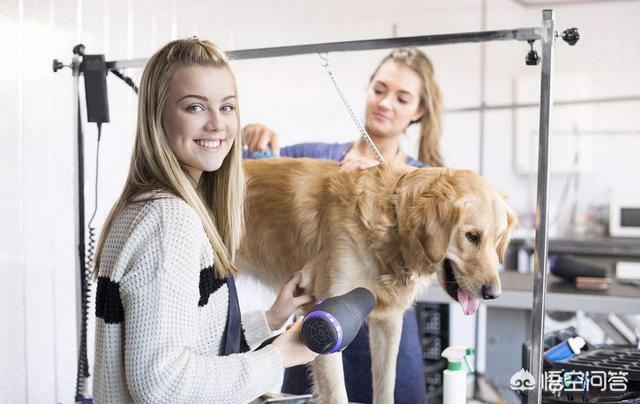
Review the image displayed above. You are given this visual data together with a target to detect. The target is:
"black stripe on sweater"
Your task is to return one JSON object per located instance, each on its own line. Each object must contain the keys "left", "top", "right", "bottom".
{"left": 96, "top": 276, "right": 124, "bottom": 324}
{"left": 198, "top": 265, "right": 227, "bottom": 307}
{"left": 96, "top": 267, "right": 228, "bottom": 323}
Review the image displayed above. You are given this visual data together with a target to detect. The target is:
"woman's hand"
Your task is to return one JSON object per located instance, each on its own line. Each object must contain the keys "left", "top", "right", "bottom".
{"left": 271, "top": 317, "right": 318, "bottom": 368}
{"left": 243, "top": 123, "right": 280, "bottom": 155}
{"left": 266, "top": 272, "right": 314, "bottom": 331}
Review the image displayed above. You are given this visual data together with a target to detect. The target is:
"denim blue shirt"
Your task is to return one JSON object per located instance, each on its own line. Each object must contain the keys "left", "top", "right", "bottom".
{"left": 278, "top": 141, "right": 425, "bottom": 168}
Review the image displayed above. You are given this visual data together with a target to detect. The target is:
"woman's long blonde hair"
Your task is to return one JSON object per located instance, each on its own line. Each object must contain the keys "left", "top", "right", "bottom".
{"left": 94, "top": 37, "right": 244, "bottom": 278}
{"left": 371, "top": 48, "right": 444, "bottom": 167}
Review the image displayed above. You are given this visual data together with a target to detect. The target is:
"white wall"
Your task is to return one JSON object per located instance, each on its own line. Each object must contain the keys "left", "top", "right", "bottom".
{"left": 2, "top": 0, "right": 639, "bottom": 402}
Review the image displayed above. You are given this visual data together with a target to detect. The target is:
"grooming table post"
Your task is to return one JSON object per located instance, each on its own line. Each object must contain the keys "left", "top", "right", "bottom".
{"left": 71, "top": 50, "right": 91, "bottom": 402}
{"left": 528, "top": 9, "right": 555, "bottom": 404}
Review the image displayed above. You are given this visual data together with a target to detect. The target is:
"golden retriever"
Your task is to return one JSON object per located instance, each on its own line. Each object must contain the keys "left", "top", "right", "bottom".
{"left": 237, "top": 157, "right": 517, "bottom": 404}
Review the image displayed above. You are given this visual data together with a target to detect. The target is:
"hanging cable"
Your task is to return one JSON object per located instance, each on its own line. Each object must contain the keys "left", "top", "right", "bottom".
{"left": 109, "top": 69, "right": 139, "bottom": 94}
{"left": 87, "top": 122, "right": 102, "bottom": 263}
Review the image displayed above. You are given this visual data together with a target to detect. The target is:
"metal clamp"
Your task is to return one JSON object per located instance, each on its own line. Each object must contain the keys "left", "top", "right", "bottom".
{"left": 562, "top": 28, "right": 580, "bottom": 46}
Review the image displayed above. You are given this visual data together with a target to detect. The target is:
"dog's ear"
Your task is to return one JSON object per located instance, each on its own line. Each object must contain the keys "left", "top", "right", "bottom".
{"left": 496, "top": 208, "right": 518, "bottom": 264}
{"left": 411, "top": 174, "right": 465, "bottom": 264}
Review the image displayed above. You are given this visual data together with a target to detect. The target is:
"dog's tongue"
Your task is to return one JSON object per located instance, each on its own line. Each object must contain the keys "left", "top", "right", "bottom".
{"left": 457, "top": 290, "right": 480, "bottom": 316}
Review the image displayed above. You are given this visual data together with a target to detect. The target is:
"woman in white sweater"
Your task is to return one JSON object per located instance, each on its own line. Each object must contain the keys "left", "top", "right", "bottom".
{"left": 92, "top": 37, "right": 317, "bottom": 404}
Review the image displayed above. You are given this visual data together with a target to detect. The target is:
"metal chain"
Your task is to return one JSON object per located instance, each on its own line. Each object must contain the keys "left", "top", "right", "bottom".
{"left": 319, "top": 53, "right": 385, "bottom": 164}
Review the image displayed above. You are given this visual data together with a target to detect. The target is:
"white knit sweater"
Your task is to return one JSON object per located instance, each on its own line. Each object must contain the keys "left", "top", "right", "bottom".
{"left": 93, "top": 194, "right": 283, "bottom": 403}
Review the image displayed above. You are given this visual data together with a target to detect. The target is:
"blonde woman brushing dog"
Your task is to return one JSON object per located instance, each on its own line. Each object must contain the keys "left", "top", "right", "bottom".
{"left": 92, "top": 38, "right": 317, "bottom": 404}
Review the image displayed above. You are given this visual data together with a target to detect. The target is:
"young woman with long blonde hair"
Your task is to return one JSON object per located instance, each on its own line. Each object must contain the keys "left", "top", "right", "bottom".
{"left": 92, "top": 37, "right": 317, "bottom": 403}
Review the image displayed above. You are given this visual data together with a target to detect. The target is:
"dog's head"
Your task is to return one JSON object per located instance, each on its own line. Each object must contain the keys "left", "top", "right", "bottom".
{"left": 395, "top": 168, "right": 518, "bottom": 315}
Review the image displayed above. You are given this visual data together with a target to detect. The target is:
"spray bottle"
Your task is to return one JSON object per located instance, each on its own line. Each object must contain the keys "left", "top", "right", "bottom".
{"left": 441, "top": 346, "right": 475, "bottom": 404}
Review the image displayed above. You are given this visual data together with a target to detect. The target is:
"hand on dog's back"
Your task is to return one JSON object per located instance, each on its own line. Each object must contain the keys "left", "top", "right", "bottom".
{"left": 266, "top": 272, "right": 314, "bottom": 331}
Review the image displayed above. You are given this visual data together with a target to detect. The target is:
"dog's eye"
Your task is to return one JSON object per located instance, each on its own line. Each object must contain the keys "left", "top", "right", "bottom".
{"left": 465, "top": 232, "right": 480, "bottom": 245}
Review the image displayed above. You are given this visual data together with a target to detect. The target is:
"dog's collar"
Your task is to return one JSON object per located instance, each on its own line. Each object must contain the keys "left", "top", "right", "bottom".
{"left": 391, "top": 173, "right": 410, "bottom": 285}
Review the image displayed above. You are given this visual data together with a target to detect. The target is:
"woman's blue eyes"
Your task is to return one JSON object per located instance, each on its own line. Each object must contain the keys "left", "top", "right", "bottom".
{"left": 185, "top": 104, "right": 235, "bottom": 113}
{"left": 186, "top": 105, "right": 205, "bottom": 112}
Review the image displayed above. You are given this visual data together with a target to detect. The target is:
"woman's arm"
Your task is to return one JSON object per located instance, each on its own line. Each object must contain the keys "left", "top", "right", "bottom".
{"left": 241, "top": 310, "right": 274, "bottom": 349}
{"left": 243, "top": 123, "right": 351, "bottom": 160}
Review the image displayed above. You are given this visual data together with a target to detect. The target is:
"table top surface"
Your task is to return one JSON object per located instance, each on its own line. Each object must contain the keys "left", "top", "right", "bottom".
{"left": 513, "top": 236, "right": 640, "bottom": 258}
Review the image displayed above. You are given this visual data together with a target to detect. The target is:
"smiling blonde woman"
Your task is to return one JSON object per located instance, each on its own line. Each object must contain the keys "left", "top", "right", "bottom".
{"left": 92, "top": 37, "right": 317, "bottom": 404}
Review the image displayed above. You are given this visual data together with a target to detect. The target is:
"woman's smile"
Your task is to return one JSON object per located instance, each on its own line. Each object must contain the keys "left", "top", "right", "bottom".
{"left": 194, "top": 137, "right": 226, "bottom": 152}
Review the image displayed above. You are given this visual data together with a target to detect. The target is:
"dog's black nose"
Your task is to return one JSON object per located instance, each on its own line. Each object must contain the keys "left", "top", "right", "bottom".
{"left": 482, "top": 285, "right": 501, "bottom": 300}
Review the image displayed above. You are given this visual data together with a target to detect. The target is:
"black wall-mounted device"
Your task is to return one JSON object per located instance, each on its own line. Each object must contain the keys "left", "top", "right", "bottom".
{"left": 81, "top": 54, "right": 110, "bottom": 124}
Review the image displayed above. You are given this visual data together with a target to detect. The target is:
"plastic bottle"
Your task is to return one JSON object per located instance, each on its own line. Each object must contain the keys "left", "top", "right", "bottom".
{"left": 543, "top": 336, "right": 585, "bottom": 362}
{"left": 442, "top": 346, "right": 475, "bottom": 404}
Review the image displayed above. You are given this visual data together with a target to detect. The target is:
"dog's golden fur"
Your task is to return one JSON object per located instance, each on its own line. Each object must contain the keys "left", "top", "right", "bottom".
{"left": 238, "top": 157, "right": 517, "bottom": 404}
